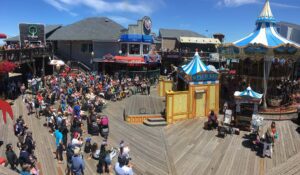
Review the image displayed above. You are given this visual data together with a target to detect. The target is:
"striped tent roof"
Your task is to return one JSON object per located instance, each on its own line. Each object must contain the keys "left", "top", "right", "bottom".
{"left": 234, "top": 86, "right": 263, "bottom": 99}
{"left": 181, "top": 51, "right": 209, "bottom": 75}
{"left": 233, "top": 0, "right": 300, "bottom": 48}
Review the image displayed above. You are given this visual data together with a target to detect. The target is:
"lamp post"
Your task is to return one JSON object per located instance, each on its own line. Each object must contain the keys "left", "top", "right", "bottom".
{"left": 91, "top": 51, "right": 94, "bottom": 72}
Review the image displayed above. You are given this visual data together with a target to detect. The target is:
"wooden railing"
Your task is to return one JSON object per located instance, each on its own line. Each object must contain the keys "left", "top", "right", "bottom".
{"left": 0, "top": 47, "right": 52, "bottom": 62}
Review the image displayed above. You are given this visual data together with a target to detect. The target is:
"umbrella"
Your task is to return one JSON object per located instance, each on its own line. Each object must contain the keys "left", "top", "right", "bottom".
{"left": 49, "top": 59, "right": 65, "bottom": 66}
{"left": 0, "top": 33, "right": 7, "bottom": 39}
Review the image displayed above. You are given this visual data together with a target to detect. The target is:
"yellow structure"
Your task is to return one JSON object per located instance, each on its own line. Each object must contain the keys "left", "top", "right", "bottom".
{"left": 165, "top": 51, "right": 219, "bottom": 124}
{"left": 158, "top": 79, "right": 173, "bottom": 97}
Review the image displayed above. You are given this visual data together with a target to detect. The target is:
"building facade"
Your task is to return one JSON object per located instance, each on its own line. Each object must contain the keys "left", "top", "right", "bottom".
{"left": 277, "top": 21, "right": 300, "bottom": 44}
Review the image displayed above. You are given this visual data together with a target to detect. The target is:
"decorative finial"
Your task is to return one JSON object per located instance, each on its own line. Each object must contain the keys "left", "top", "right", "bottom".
{"left": 195, "top": 48, "right": 199, "bottom": 56}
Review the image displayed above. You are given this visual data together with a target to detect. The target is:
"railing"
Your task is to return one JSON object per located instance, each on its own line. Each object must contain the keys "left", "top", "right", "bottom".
{"left": 69, "top": 61, "right": 91, "bottom": 73}
{"left": 157, "top": 51, "right": 217, "bottom": 61}
{"left": 0, "top": 47, "right": 52, "bottom": 62}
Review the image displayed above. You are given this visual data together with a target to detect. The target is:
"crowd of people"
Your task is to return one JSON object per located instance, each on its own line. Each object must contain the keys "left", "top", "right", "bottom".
{"left": 7, "top": 69, "right": 146, "bottom": 174}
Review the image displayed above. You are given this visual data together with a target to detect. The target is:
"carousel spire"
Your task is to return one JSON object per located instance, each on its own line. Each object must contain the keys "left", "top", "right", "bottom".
{"left": 257, "top": 0, "right": 275, "bottom": 24}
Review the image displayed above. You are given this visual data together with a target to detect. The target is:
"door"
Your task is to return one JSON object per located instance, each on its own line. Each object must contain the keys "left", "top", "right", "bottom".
{"left": 195, "top": 92, "right": 206, "bottom": 117}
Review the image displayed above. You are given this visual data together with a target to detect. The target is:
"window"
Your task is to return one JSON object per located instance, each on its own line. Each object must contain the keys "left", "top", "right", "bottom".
{"left": 121, "top": 44, "right": 127, "bottom": 55}
{"left": 129, "top": 44, "right": 140, "bottom": 55}
{"left": 81, "top": 44, "right": 88, "bottom": 52}
{"left": 88, "top": 44, "right": 93, "bottom": 53}
{"left": 143, "top": 45, "right": 150, "bottom": 54}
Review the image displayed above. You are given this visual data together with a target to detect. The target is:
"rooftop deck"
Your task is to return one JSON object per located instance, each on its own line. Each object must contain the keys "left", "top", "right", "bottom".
{"left": 0, "top": 89, "right": 299, "bottom": 174}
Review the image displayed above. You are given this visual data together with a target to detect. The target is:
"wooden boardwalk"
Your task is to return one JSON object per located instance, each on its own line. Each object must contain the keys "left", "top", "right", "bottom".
{"left": 0, "top": 86, "right": 300, "bottom": 175}
{"left": 125, "top": 95, "right": 165, "bottom": 116}
{"left": 164, "top": 119, "right": 300, "bottom": 175}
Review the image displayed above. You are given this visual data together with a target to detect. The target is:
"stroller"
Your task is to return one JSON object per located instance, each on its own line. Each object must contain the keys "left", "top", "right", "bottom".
{"left": 249, "top": 114, "right": 264, "bottom": 152}
{"left": 218, "top": 109, "right": 234, "bottom": 137}
{"left": 99, "top": 116, "right": 109, "bottom": 139}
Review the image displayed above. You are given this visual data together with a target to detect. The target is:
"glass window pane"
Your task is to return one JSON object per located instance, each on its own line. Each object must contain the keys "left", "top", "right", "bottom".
{"left": 143, "top": 45, "right": 150, "bottom": 54}
{"left": 121, "top": 44, "right": 127, "bottom": 55}
{"left": 81, "top": 44, "right": 87, "bottom": 52}
{"left": 88, "top": 44, "right": 93, "bottom": 53}
{"left": 129, "top": 44, "right": 140, "bottom": 55}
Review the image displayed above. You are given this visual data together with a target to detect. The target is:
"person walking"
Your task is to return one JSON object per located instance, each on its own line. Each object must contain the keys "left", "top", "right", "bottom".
{"left": 54, "top": 128, "right": 64, "bottom": 163}
{"left": 146, "top": 79, "right": 151, "bottom": 96}
{"left": 24, "top": 131, "right": 35, "bottom": 155}
{"left": 5, "top": 144, "right": 19, "bottom": 172}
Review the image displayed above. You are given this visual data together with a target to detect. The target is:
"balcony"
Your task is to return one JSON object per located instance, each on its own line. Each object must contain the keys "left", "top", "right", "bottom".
{"left": 0, "top": 47, "right": 52, "bottom": 63}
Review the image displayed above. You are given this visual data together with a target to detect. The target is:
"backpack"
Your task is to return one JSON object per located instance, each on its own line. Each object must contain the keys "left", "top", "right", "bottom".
{"left": 14, "top": 123, "right": 18, "bottom": 136}
{"left": 100, "top": 116, "right": 109, "bottom": 126}
{"left": 84, "top": 141, "right": 92, "bottom": 153}
{"left": 66, "top": 146, "right": 74, "bottom": 163}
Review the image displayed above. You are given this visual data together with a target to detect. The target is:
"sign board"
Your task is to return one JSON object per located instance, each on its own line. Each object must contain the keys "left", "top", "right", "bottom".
{"left": 192, "top": 72, "right": 218, "bottom": 82}
{"left": 178, "top": 70, "right": 218, "bottom": 83}
{"left": 19, "top": 23, "right": 45, "bottom": 48}
{"left": 143, "top": 16, "right": 152, "bottom": 35}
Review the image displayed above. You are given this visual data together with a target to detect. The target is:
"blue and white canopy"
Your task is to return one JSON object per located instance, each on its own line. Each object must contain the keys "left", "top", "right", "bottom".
{"left": 234, "top": 86, "right": 263, "bottom": 99}
{"left": 233, "top": 0, "right": 300, "bottom": 48}
{"left": 181, "top": 51, "right": 209, "bottom": 75}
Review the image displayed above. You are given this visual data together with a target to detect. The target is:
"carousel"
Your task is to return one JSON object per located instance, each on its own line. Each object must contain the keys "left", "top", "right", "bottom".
{"left": 221, "top": 0, "right": 300, "bottom": 111}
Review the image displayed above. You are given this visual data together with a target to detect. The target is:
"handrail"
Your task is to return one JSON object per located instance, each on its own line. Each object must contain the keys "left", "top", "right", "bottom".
{"left": 69, "top": 61, "right": 91, "bottom": 72}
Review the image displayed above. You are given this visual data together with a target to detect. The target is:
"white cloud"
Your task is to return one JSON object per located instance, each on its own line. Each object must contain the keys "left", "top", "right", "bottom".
{"left": 108, "top": 16, "right": 135, "bottom": 26}
{"left": 217, "top": 0, "right": 300, "bottom": 8}
{"left": 44, "top": 0, "right": 78, "bottom": 16}
{"left": 217, "top": 0, "right": 259, "bottom": 7}
{"left": 271, "top": 2, "right": 300, "bottom": 9}
{"left": 44, "top": 0, "right": 159, "bottom": 16}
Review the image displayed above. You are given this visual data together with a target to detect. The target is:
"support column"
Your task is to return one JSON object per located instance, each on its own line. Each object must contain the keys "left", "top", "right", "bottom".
{"left": 42, "top": 56, "right": 45, "bottom": 77}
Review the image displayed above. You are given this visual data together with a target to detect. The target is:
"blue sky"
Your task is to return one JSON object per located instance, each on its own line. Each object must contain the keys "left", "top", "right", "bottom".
{"left": 0, "top": 0, "right": 299, "bottom": 43}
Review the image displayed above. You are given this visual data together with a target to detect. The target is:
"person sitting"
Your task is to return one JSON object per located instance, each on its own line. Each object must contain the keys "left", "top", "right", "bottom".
{"left": 207, "top": 110, "right": 218, "bottom": 130}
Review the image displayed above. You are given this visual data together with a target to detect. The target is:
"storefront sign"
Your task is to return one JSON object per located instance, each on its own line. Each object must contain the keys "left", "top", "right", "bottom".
{"left": 19, "top": 23, "right": 45, "bottom": 48}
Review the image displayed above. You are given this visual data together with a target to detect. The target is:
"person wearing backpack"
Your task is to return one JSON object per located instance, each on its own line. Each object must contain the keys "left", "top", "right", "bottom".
{"left": 15, "top": 120, "right": 26, "bottom": 146}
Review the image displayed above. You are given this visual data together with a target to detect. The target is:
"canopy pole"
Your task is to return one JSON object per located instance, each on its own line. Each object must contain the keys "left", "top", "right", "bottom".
{"left": 263, "top": 55, "right": 273, "bottom": 109}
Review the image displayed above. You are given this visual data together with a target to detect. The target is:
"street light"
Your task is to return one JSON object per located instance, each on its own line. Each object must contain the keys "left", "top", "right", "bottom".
{"left": 91, "top": 51, "right": 94, "bottom": 72}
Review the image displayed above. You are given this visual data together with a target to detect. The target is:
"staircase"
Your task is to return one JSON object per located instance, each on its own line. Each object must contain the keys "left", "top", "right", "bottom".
{"left": 143, "top": 117, "right": 167, "bottom": 126}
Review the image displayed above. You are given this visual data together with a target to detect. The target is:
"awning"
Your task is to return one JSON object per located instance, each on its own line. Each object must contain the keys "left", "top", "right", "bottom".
{"left": 114, "top": 56, "right": 145, "bottom": 64}
{"left": 0, "top": 33, "right": 7, "bottom": 39}
{"left": 120, "top": 34, "right": 153, "bottom": 43}
{"left": 234, "top": 86, "right": 263, "bottom": 99}
{"left": 180, "top": 37, "right": 221, "bottom": 44}
{"left": 8, "top": 72, "right": 22, "bottom": 78}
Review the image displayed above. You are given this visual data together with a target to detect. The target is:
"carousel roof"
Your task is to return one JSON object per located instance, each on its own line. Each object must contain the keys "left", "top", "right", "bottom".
{"left": 234, "top": 86, "right": 263, "bottom": 99}
{"left": 181, "top": 51, "right": 209, "bottom": 75}
{"left": 233, "top": 0, "right": 300, "bottom": 48}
